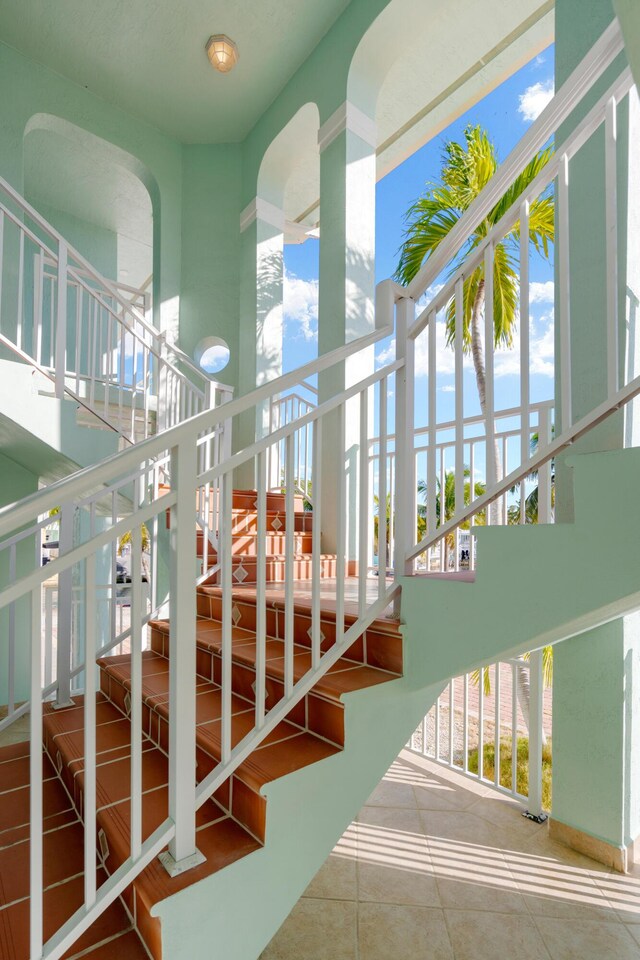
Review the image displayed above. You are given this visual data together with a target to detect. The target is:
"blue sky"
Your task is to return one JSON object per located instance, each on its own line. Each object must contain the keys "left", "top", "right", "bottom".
{"left": 282, "top": 45, "right": 556, "bottom": 438}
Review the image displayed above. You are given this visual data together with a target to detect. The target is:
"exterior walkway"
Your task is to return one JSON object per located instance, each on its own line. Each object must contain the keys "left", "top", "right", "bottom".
{"left": 260, "top": 750, "right": 640, "bottom": 960}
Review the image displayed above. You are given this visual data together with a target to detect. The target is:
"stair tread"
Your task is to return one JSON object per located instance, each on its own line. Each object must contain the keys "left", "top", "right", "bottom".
{"left": 0, "top": 741, "right": 140, "bottom": 960}
{"left": 98, "top": 649, "right": 343, "bottom": 791}
{"left": 41, "top": 696, "right": 261, "bottom": 929}
{"left": 199, "top": 585, "right": 402, "bottom": 636}
{"left": 148, "top": 619, "right": 400, "bottom": 699}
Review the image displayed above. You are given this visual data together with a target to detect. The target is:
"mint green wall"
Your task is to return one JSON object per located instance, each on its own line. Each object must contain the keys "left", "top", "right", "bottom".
{"left": 180, "top": 145, "right": 242, "bottom": 389}
{"left": 551, "top": 0, "right": 640, "bottom": 853}
{"left": 401, "top": 448, "right": 640, "bottom": 851}
{"left": 0, "top": 454, "right": 38, "bottom": 706}
{"left": 0, "top": 40, "right": 182, "bottom": 340}
{"left": 616, "top": 0, "right": 640, "bottom": 87}
{"left": 30, "top": 199, "right": 118, "bottom": 280}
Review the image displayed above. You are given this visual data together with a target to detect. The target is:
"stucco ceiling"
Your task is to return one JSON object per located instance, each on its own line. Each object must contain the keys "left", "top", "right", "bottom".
{"left": 0, "top": 0, "right": 350, "bottom": 142}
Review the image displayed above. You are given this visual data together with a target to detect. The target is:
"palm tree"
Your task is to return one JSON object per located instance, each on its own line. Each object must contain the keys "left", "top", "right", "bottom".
{"left": 395, "top": 126, "right": 554, "bottom": 507}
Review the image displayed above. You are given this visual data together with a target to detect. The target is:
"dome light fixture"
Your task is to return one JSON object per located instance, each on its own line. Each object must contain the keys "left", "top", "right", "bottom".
{"left": 205, "top": 34, "right": 239, "bottom": 74}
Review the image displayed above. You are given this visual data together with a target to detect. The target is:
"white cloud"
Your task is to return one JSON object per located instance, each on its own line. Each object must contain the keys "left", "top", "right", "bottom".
{"left": 440, "top": 384, "right": 456, "bottom": 393}
{"left": 529, "top": 280, "right": 554, "bottom": 304}
{"left": 283, "top": 269, "right": 318, "bottom": 342}
{"left": 494, "top": 311, "right": 554, "bottom": 378}
{"left": 518, "top": 79, "right": 554, "bottom": 123}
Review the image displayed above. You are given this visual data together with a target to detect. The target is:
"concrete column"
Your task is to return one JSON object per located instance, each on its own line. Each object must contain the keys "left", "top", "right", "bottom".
{"left": 552, "top": 0, "right": 640, "bottom": 869}
{"left": 317, "top": 103, "right": 376, "bottom": 561}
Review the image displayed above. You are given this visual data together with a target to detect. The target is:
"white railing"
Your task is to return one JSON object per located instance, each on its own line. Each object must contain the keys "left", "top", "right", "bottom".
{"left": 408, "top": 650, "right": 548, "bottom": 820}
{"left": 1, "top": 18, "right": 638, "bottom": 959}
{"left": 0, "top": 176, "right": 232, "bottom": 443}
{"left": 369, "top": 400, "right": 554, "bottom": 575}
{"left": 0, "top": 314, "right": 396, "bottom": 960}
{"left": 388, "top": 20, "right": 635, "bottom": 575}
{"left": 267, "top": 388, "right": 316, "bottom": 500}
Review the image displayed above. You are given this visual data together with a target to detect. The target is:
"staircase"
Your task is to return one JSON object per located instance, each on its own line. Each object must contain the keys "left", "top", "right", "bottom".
{"left": 0, "top": 489, "right": 402, "bottom": 960}
{"left": 0, "top": 20, "right": 637, "bottom": 960}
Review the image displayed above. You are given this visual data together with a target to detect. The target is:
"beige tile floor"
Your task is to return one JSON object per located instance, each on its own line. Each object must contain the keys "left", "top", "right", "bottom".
{"left": 260, "top": 750, "right": 640, "bottom": 960}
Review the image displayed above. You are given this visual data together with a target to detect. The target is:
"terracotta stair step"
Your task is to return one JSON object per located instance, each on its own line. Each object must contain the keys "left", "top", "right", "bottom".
{"left": 201, "top": 554, "right": 337, "bottom": 586}
{"left": 0, "top": 740, "right": 147, "bottom": 960}
{"left": 197, "top": 587, "right": 404, "bottom": 674}
{"left": 196, "top": 529, "right": 313, "bottom": 558}
{"left": 42, "top": 695, "right": 260, "bottom": 960}
{"left": 99, "top": 648, "right": 343, "bottom": 797}
{"left": 226, "top": 508, "right": 313, "bottom": 534}
{"left": 231, "top": 489, "right": 306, "bottom": 512}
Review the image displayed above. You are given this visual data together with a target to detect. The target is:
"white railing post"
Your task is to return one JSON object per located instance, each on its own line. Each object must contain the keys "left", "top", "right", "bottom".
{"left": 393, "top": 297, "right": 415, "bottom": 589}
{"left": 55, "top": 503, "right": 75, "bottom": 708}
{"left": 160, "top": 434, "right": 205, "bottom": 876}
{"left": 525, "top": 649, "right": 547, "bottom": 822}
{"left": 54, "top": 242, "right": 68, "bottom": 399}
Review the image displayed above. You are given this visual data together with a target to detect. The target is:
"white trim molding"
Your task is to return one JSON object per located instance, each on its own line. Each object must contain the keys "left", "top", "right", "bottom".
{"left": 240, "top": 198, "right": 285, "bottom": 233}
{"left": 318, "top": 101, "right": 377, "bottom": 153}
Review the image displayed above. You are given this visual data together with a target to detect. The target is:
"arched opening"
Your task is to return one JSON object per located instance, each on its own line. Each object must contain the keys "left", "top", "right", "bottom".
{"left": 255, "top": 103, "right": 320, "bottom": 384}
{"left": 23, "top": 115, "right": 154, "bottom": 297}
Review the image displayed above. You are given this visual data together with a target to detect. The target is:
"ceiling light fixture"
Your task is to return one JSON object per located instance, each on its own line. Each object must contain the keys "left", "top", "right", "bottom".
{"left": 205, "top": 35, "right": 239, "bottom": 74}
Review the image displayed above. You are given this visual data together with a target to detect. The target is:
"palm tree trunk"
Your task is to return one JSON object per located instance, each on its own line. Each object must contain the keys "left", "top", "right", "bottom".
{"left": 470, "top": 278, "right": 503, "bottom": 523}
{"left": 515, "top": 663, "right": 547, "bottom": 747}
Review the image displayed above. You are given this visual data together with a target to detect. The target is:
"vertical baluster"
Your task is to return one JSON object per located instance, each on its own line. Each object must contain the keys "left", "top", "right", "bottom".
{"left": 84, "top": 552, "right": 97, "bottom": 907}
{"left": 469, "top": 441, "right": 475, "bottom": 569}
{"left": 335, "top": 404, "right": 346, "bottom": 642}
{"left": 428, "top": 310, "right": 437, "bottom": 565}
{"left": 422, "top": 713, "right": 428, "bottom": 758}
{"left": 484, "top": 243, "right": 496, "bottom": 504}
{"left": 143, "top": 348, "right": 150, "bottom": 440}
{"left": 559, "top": 153, "right": 572, "bottom": 430}
{"left": 118, "top": 322, "right": 125, "bottom": 431}
{"left": 393, "top": 299, "right": 415, "bottom": 582}
{"left": 388, "top": 453, "right": 395, "bottom": 576}
{"left": 439, "top": 447, "right": 446, "bottom": 572}
{"left": 511, "top": 661, "right": 518, "bottom": 795}
{"left": 311, "top": 418, "right": 323, "bottom": 669}
{"left": 378, "top": 378, "right": 388, "bottom": 599}
{"left": 495, "top": 662, "right": 501, "bottom": 789}
{"left": 90, "top": 299, "right": 98, "bottom": 410}
{"left": 454, "top": 280, "right": 464, "bottom": 551}
{"left": 220, "top": 470, "right": 233, "bottom": 764}
{"left": 478, "top": 669, "right": 485, "bottom": 780}
{"left": 30, "top": 587, "right": 43, "bottom": 960}
{"left": 130, "top": 500, "right": 143, "bottom": 859}
{"left": 463, "top": 673, "right": 469, "bottom": 773}
{"left": 0, "top": 211, "right": 4, "bottom": 322}
{"left": 56, "top": 503, "right": 74, "bottom": 707}
{"left": 17, "top": 229, "right": 24, "bottom": 351}
{"left": 435, "top": 693, "right": 441, "bottom": 761}
{"left": 502, "top": 436, "right": 508, "bottom": 525}
{"left": 605, "top": 96, "right": 619, "bottom": 397}
{"left": 358, "top": 388, "right": 369, "bottom": 618}
{"left": 255, "top": 452, "right": 267, "bottom": 727}
{"left": 34, "top": 250, "right": 44, "bottom": 366}
{"left": 75, "top": 284, "right": 82, "bottom": 396}
{"left": 520, "top": 200, "right": 531, "bottom": 470}
{"left": 284, "top": 434, "right": 295, "bottom": 696}
{"left": 8, "top": 546, "right": 15, "bottom": 715}
{"left": 538, "top": 406, "right": 553, "bottom": 524}
{"left": 448, "top": 678, "right": 454, "bottom": 766}
{"left": 55, "top": 243, "right": 68, "bottom": 399}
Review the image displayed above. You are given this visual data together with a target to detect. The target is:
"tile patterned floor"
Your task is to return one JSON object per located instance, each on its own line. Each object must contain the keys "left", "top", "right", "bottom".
{"left": 260, "top": 750, "right": 640, "bottom": 960}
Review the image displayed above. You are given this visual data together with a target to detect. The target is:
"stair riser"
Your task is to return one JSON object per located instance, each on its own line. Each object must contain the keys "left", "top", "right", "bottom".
{"left": 196, "top": 592, "right": 403, "bottom": 674}
{"left": 203, "top": 556, "right": 337, "bottom": 586}
{"left": 229, "top": 511, "right": 313, "bottom": 534}
{"left": 231, "top": 491, "right": 306, "bottom": 513}
{"left": 196, "top": 531, "right": 313, "bottom": 558}
{"left": 151, "top": 629, "right": 346, "bottom": 754}
{"left": 99, "top": 668, "right": 267, "bottom": 845}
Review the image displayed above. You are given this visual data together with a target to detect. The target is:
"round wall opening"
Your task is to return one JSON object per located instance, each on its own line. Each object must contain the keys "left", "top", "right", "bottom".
{"left": 195, "top": 336, "right": 230, "bottom": 375}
